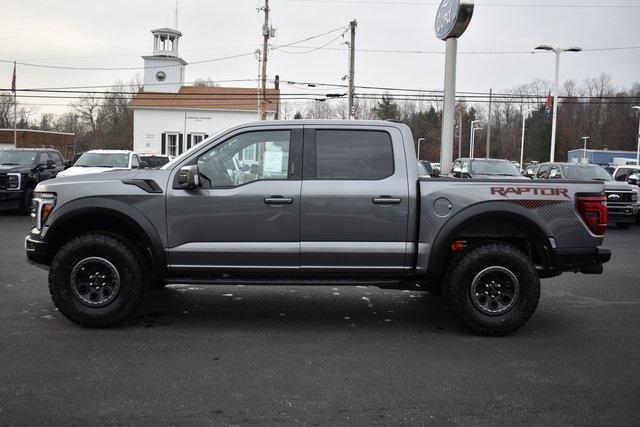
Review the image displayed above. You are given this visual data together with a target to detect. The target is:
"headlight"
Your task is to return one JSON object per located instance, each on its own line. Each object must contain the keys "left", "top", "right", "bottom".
{"left": 31, "top": 192, "right": 57, "bottom": 231}
{"left": 6, "top": 173, "right": 21, "bottom": 190}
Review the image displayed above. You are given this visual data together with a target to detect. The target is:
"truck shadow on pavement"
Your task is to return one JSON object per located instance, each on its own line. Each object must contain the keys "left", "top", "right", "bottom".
{"left": 130, "top": 285, "right": 462, "bottom": 334}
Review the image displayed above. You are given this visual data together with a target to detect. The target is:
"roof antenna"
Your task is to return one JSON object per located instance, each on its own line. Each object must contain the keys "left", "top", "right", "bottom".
{"left": 174, "top": 0, "right": 179, "bottom": 30}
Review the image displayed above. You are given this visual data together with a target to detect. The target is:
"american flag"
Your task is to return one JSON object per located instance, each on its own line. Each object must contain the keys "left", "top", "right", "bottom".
{"left": 11, "top": 61, "right": 16, "bottom": 93}
{"left": 544, "top": 91, "right": 553, "bottom": 118}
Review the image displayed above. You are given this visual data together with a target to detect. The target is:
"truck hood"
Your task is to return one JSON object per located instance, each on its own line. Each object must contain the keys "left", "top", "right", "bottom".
{"left": 0, "top": 164, "right": 32, "bottom": 174}
{"left": 57, "top": 166, "right": 129, "bottom": 178}
{"left": 603, "top": 181, "right": 634, "bottom": 191}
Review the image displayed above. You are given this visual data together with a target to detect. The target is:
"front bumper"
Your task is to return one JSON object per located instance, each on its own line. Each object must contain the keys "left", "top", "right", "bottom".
{"left": 0, "top": 190, "right": 24, "bottom": 211}
{"left": 544, "top": 247, "right": 612, "bottom": 277}
{"left": 25, "top": 230, "right": 51, "bottom": 269}
{"left": 607, "top": 205, "right": 638, "bottom": 224}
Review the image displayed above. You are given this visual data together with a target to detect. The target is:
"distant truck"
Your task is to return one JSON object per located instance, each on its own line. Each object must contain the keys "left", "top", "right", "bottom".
{"left": 57, "top": 150, "right": 144, "bottom": 178}
{"left": 525, "top": 162, "right": 638, "bottom": 229}
{"left": 0, "top": 148, "right": 65, "bottom": 214}
{"left": 26, "top": 121, "right": 611, "bottom": 335}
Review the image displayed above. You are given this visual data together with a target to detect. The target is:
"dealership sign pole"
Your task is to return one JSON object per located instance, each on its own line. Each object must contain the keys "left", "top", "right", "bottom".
{"left": 436, "top": 0, "right": 474, "bottom": 174}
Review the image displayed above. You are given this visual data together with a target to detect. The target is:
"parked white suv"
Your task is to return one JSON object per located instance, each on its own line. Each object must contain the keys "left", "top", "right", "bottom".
{"left": 57, "top": 150, "right": 142, "bottom": 178}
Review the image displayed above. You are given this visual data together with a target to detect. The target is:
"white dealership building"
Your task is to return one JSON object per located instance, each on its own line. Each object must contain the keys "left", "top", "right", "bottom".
{"left": 130, "top": 27, "right": 279, "bottom": 156}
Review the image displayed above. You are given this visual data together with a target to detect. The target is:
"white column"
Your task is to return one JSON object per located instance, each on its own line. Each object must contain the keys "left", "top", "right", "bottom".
{"left": 440, "top": 38, "right": 457, "bottom": 174}
{"left": 550, "top": 51, "right": 561, "bottom": 162}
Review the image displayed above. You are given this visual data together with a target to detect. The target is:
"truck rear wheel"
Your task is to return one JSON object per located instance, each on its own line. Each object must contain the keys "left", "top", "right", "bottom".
{"left": 443, "top": 243, "right": 540, "bottom": 336}
{"left": 48, "top": 233, "right": 146, "bottom": 327}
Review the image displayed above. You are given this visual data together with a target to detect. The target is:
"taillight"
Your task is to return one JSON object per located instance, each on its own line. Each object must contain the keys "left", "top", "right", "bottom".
{"left": 576, "top": 195, "right": 607, "bottom": 236}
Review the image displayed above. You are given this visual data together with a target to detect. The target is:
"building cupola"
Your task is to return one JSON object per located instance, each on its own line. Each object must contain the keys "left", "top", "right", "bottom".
{"left": 151, "top": 28, "right": 182, "bottom": 58}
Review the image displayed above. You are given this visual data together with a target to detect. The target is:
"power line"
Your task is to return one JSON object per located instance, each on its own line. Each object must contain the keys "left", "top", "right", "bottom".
{"left": 286, "top": 0, "right": 640, "bottom": 8}
{"left": 0, "top": 26, "right": 351, "bottom": 72}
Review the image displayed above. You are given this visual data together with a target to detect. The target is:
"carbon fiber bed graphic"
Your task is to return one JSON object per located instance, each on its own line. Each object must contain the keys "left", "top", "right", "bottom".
{"left": 500, "top": 199, "right": 587, "bottom": 241}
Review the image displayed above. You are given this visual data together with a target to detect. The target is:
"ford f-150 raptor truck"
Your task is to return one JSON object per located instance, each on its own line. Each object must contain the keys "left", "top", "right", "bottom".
{"left": 25, "top": 121, "right": 612, "bottom": 335}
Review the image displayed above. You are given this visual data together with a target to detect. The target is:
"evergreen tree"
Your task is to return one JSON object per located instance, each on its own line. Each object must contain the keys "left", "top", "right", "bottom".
{"left": 373, "top": 96, "right": 400, "bottom": 121}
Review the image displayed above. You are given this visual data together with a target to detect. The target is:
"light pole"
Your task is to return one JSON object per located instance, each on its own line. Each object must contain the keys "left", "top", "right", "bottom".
{"left": 471, "top": 127, "right": 483, "bottom": 159}
{"left": 535, "top": 45, "right": 582, "bottom": 162}
{"left": 469, "top": 120, "right": 481, "bottom": 158}
{"left": 633, "top": 106, "right": 640, "bottom": 165}
{"left": 417, "top": 138, "right": 425, "bottom": 160}
{"left": 519, "top": 108, "right": 533, "bottom": 171}
{"left": 581, "top": 136, "right": 590, "bottom": 164}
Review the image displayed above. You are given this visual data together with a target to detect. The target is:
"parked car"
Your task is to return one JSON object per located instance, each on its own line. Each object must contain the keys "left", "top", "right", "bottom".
{"left": 0, "top": 148, "right": 65, "bottom": 214}
{"left": 57, "top": 150, "right": 144, "bottom": 178}
{"left": 526, "top": 162, "right": 638, "bottom": 229}
{"left": 612, "top": 165, "right": 640, "bottom": 183}
{"left": 26, "top": 120, "right": 611, "bottom": 336}
{"left": 140, "top": 154, "right": 172, "bottom": 169}
{"left": 451, "top": 158, "right": 527, "bottom": 180}
{"left": 626, "top": 172, "right": 640, "bottom": 224}
{"left": 417, "top": 160, "right": 439, "bottom": 178}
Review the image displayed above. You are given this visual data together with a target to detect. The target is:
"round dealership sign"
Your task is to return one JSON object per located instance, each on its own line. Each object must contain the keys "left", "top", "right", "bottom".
{"left": 435, "top": 0, "right": 475, "bottom": 40}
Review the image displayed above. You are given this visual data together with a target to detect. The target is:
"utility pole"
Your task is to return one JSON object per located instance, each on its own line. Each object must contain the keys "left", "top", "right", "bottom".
{"left": 274, "top": 75, "right": 280, "bottom": 120}
{"left": 486, "top": 88, "right": 492, "bottom": 158}
{"left": 255, "top": 50, "right": 262, "bottom": 120}
{"left": 259, "top": 0, "right": 270, "bottom": 121}
{"left": 347, "top": 20, "right": 357, "bottom": 120}
{"left": 457, "top": 115, "right": 462, "bottom": 159}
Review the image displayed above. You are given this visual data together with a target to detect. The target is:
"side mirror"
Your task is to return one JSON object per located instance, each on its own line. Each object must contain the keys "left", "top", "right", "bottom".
{"left": 64, "top": 160, "right": 72, "bottom": 169}
{"left": 139, "top": 161, "right": 148, "bottom": 169}
{"left": 524, "top": 170, "right": 535, "bottom": 179}
{"left": 46, "top": 159, "right": 56, "bottom": 169}
{"left": 628, "top": 174, "right": 640, "bottom": 186}
{"left": 177, "top": 165, "right": 200, "bottom": 189}
{"left": 431, "top": 169, "right": 441, "bottom": 178}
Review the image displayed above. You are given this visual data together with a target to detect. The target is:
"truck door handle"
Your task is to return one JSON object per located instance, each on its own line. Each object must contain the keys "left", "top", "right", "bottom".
{"left": 264, "top": 196, "right": 293, "bottom": 205}
{"left": 373, "top": 196, "right": 401, "bottom": 205}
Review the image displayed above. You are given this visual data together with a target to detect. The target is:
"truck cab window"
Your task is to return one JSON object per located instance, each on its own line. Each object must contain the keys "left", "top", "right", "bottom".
{"left": 197, "top": 130, "right": 291, "bottom": 188}
{"left": 315, "top": 130, "right": 393, "bottom": 180}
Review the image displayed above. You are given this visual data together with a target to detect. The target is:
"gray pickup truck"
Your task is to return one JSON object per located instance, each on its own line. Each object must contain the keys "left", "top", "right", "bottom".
{"left": 25, "top": 121, "right": 611, "bottom": 335}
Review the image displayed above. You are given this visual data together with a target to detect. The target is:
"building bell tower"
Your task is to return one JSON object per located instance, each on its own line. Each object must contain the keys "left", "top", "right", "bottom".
{"left": 142, "top": 28, "right": 187, "bottom": 93}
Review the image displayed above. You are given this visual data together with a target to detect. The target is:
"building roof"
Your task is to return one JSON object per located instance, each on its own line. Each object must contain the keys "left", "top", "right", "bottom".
{"left": 0, "top": 128, "right": 74, "bottom": 136}
{"left": 129, "top": 86, "right": 280, "bottom": 112}
{"left": 568, "top": 148, "right": 636, "bottom": 154}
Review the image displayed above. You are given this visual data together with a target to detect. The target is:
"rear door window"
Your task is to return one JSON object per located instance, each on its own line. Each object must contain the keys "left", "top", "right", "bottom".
{"left": 315, "top": 130, "right": 394, "bottom": 180}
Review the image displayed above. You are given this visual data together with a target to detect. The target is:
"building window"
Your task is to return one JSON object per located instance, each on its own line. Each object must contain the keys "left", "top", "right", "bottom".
{"left": 166, "top": 133, "right": 179, "bottom": 157}
{"left": 192, "top": 133, "right": 205, "bottom": 146}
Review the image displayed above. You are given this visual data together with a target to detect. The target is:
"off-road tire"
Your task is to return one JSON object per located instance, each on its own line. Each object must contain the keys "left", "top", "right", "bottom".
{"left": 443, "top": 243, "right": 540, "bottom": 336}
{"left": 48, "top": 233, "right": 146, "bottom": 327}
{"left": 616, "top": 222, "right": 632, "bottom": 230}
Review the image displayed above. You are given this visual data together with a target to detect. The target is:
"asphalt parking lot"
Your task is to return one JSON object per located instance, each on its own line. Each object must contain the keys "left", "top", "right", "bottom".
{"left": 0, "top": 213, "right": 639, "bottom": 425}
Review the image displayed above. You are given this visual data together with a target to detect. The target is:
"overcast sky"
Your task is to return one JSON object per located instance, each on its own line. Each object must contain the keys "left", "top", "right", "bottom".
{"left": 2, "top": 0, "right": 640, "bottom": 115}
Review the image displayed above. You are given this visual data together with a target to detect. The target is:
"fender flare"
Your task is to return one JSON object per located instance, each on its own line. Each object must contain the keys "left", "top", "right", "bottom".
{"left": 427, "top": 201, "right": 555, "bottom": 277}
{"left": 42, "top": 197, "right": 166, "bottom": 272}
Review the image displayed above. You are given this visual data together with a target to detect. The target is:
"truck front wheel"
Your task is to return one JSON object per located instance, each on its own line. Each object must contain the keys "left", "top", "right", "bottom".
{"left": 443, "top": 243, "right": 540, "bottom": 336}
{"left": 48, "top": 233, "right": 146, "bottom": 327}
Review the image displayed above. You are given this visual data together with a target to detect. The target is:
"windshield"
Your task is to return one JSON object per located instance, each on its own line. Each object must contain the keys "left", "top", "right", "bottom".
{"left": 562, "top": 165, "right": 612, "bottom": 181}
{"left": 0, "top": 151, "right": 36, "bottom": 166}
{"left": 75, "top": 153, "right": 129, "bottom": 168}
{"left": 471, "top": 160, "right": 520, "bottom": 176}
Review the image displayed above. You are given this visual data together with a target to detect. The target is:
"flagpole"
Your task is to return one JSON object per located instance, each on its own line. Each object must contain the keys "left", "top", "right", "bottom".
{"left": 12, "top": 61, "right": 17, "bottom": 148}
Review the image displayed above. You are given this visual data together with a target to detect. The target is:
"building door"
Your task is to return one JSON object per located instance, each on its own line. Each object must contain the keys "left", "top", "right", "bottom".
{"left": 166, "top": 127, "right": 303, "bottom": 272}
